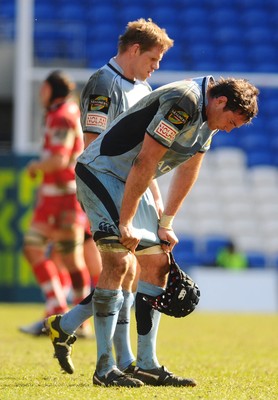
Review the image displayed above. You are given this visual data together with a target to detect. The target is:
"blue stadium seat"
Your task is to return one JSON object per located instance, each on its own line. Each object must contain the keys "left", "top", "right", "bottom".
{"left": 34, "top": 22, "right": 60, "bottom": 40}
{"left": 247, "top": 150, "right": 275, "bottom": 167}
{"left": 266, "top": 116, "right": 278, "bottom": 137}
{"left": 270, "top": 153, "right": 278, "bottom": 168}
{"left": 178, "top": 253, "right": 203, "bottom": 270}
{"left": 269, "top": 136, "right": 278, "bottom": 152}
{"left": 260, "top": 94, "right": 278, "bottom": 118}
{"left": 257, "top": 63, "right": 278, "bottom": 73}
{"left": 244, "top": 28, "right": 273, "bottom": 45}
{"left": 209, "top": 7, "right": 239, "bottom": 26}
{"left": 178, "top": 7, "right": 208, "bottom": 25}
{"left": 238, "top": 135, "right": 271, "bottom": 154}
{"left": 181, "top": 25, "right": 212, "bottom": 44}
{"left": 203, "top": 236, "right": 232, "bottom": 256}
{"left": 189, "top": 43, "right": 216, "bottom": 64}
{"left": 173, "top": 236, "right": 202, "bottom": 269}
{"left": 217, "top": 44, "right": 247, "bottom": 65}
{"left": 237, "top": 0, "right": 267, "bottom": 8}
{"left": 34, "top": 3, "right": 56, "bottom": 20}
{"left": 149, "top": 7, "right": 176, "bottom": 25}
{"left": 0, "top": 1, "right": 16, "bottom": 18}
{"left": 175, "top": 235, "right": 197, "bottom": 254}
{"left": 86, "top": 4, "right": 118, "bottom": 23}
{"left": 222, "top": 62, "right": 251, "bottom": 73}
{"left": 246, "top": 251, "right": 267, "bottom": 268}
{"left": 192, "top": 60, "right": 220, "bottom": 72}
{"left": 87, "top": 42, "right": 118, "bottom": 68}
{"left": 247, "top": 45, "right": 277, "bottom": 72}
{"left": 119, "top": 6, "right": 148, "bottom": 24}
{"left": 58, "top": 25, "right": 87, "bottom": 61}
{"left": 213, "top": 26, "right": 243, "bottom": 45}
{"left": 270, "top": 254, "right": 278, "bottom": 269}
{"left": 239, "top": 9, "right": 270, "bottom": 28}
{"left": 34, "top": 39, "right": 59, "bottom": 60}
{"left": 86, "top": 23, "right": 119, "bottom": 44}
{"left": 210, "top": 132, "right": 240, "bottom": 149}
{"left": 161, "top": 42, "right": 184, "bottom": 67}
{"left": 57, "top": 4, "right": 85, "bottom": 21}
{"left": 160, "top": 24, "right": 181, "bottom": 42}
{"left": 160, "top": 59, "right": 185, "bottom": 71}
{"left": 198, "top": 236, "right": 232, "bottom": 266}
{"left": 119, "top": 0, "right": 147, "bottom": 5}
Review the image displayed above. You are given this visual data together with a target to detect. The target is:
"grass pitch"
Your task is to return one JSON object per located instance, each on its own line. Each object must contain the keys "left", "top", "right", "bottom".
{"left": 0, "top": 304, "right": 277, "bottom": 400}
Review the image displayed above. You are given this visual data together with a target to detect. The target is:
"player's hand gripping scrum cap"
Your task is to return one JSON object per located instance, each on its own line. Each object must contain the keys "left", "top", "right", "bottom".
{"left": 143, "top": 253, "right": 200, "bottom": 318}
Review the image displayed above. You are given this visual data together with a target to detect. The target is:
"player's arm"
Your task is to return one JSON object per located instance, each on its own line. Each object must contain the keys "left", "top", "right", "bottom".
{"left": 156, "top": 152, "right": 204, "bottom": 250}
{"left": 83, "top": 131, "right": 99, "bottom": 149}
{"left": 158, "top": 151, "right": 205, "bottom": 230}
{"left": 149, "top": 178, "right": 164, "bottom": 218}
{"left": 27, "top": 148, "right": 73, "bottom": 176}
{"left": 27, "top": 153, "right": 69, "bottom": 178}
{"left": 119, "top": 134, "right": 167, "bottom": 252}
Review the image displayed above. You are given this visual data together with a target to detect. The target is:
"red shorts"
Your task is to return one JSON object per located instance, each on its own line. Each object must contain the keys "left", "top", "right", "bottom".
{"left": 32, "top": 193, "right": 87, "bottom": 229}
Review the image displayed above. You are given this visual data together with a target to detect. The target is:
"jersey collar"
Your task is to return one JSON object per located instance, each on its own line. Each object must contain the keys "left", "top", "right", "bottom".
{"left": 107, "top": 57, "right": 136, "bottom": 85}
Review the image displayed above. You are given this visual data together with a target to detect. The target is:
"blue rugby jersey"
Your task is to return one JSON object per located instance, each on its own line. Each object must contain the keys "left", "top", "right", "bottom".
{"left": 80, "top": 57, "right": 151, "bottom": 135}
{"left": 78, "top": 76, "right": 219, "bottom": 181}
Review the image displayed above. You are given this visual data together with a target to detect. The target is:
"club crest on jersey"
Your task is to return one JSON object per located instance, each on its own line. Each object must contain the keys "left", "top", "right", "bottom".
{"left": 165, "top": 104, "right": 189, "bottom": 130}
{"left": 154, "top": 120, "right": 179, "bottom": 144}
{"left": 88, "top": 95, "right": 111, "bottom": 114}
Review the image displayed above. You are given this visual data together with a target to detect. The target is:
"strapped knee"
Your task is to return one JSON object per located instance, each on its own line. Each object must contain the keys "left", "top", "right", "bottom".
{"left": 93, "top": 288, "right": 124, "bottom": 317}
{"left": 55, "top": 239, "right": 81, "bottom": 254}
{"left": 23, "top": 229, "right": 48, "bottom": 250}
{"left": 95, "top": 235, "right": 129, "bottom": 253}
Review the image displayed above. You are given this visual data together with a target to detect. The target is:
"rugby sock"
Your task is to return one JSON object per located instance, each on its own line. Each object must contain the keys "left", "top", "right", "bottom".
{"left": 60, "top": 291, "right": 94, "bottom": 334}
{"left": 33, "top": 259, "right": 68, "bottom": 316}
{"left": 57, "top": 267, "right": 72, "bottom": 299}
{"left": 114, "top": 290, "right": 135, "bottom": 370}
{"left": 69, "top": 268, "right": 91, "bottom": 305}
{"left": 93, "top": 288, "right": 124, "bottom": 376}
{"left": 135, "top": 280, "right": 164, "bottom": 370}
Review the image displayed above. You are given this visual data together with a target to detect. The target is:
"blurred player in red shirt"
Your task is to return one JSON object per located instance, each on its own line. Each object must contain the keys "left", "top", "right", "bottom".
{"left": 20, "top": 70, "right": 92, "bottom": 335}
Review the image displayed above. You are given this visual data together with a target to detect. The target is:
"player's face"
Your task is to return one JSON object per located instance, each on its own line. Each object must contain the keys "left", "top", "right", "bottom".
{"left": 40, "top": 81, "right": 52, "bottom": 108}
{"left": 207, "top": 96, "right": 247, "bottom": 132}
{"left": 134, "top": 45, "right": 164, "bottom": 80}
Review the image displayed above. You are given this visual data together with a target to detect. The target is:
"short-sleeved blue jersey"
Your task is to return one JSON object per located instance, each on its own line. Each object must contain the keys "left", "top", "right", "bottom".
{"left": 80, "top": 57, "right": 152, "bottom": 135}
{"left": 78, "top": 75, "right": 218, "bottom": 181}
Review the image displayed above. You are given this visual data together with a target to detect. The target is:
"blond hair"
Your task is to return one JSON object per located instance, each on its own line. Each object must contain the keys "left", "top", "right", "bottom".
{"left": 118, "top": 18, "right": 174, "bottom": 54}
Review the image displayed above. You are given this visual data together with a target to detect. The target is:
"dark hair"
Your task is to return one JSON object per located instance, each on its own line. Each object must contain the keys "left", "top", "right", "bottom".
{"left": 45, "top": 70, "right": 75, "bottom": 101}
{"left": 209, "top": 77, "right": 259, "bottom": 122}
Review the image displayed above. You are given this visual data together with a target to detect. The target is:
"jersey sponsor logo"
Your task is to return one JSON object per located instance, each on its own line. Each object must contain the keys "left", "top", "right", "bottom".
{"left": 98, "top": 221, "right": 116, "bottom": 234}
{"left": 157, "top": 161, "right": 172, "bottom": 174}
{"left": 88, "top": 95, "right": 111, "bottom": 113}
{"left": 86, "top": 112, "right": 108, "bottom": 129}
{"left": 165, "top": 104, "right": 189, "bottom": 130}
{"left": 154, "top": 120, "right": 179, "bottom": 144}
